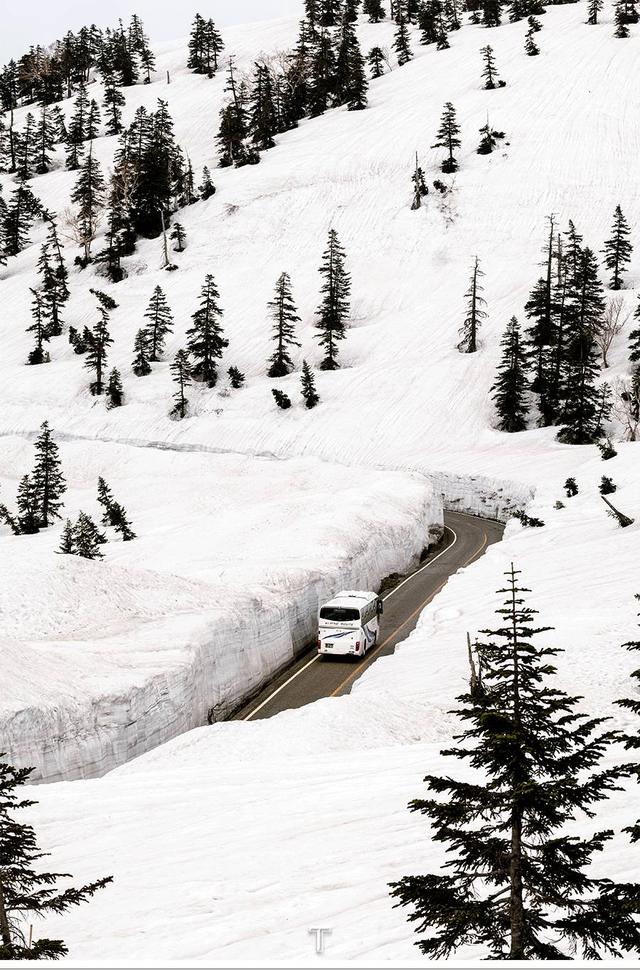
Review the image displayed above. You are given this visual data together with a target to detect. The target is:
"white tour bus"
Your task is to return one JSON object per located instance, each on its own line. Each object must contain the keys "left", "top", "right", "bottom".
{"left": 317, "top": 590, "right": 384, "bottom": 659}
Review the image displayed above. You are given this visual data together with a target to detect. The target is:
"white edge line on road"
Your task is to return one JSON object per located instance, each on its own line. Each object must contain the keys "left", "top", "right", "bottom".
{"left": 242, "top": 525, "right": 459, "bottom": 722}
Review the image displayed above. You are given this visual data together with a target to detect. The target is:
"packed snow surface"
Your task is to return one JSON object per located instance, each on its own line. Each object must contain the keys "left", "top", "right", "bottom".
{"left": 1, "top": 0, "right": 640, "bottom": 962}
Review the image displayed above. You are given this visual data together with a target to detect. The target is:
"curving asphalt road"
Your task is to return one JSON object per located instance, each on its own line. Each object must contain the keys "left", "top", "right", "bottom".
{"left": 233, "top": 511, "right": 504, "bottom": 722}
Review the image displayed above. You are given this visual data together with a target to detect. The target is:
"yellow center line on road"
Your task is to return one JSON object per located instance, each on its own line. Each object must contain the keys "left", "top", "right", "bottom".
{"left": 329, "top": 530, "right": 489, "bottom": 698}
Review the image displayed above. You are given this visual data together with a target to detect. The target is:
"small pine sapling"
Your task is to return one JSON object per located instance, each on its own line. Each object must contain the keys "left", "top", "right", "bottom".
{"left": 480, "top": 44, "right": 506, "bottom": 89}
{"left": 368, "top": 46, "right": 386, "bottom": 78}
{"left": 600, "top": 475, "right": 617, "bottom": 495}
{"left": 524, "top": 28, "right": 540, "bottom": 55}
{"left": 587, "top": 0, "right": 603, "bottom": 23}
{"left": 171, "top": 222, "right": 186, "bottom": 253}
{"left": 58, "top": 519, "right": 76, "bottom": 554}
{"left": 272, "top": 388, "right": 292, "bottom": 410}
{"left": 301, "top": 360, "right": 320, "bottom": 408}
{"left": 564, "top": 477, "right": 579, "bottom": 497}
{"left": 132, "top": 330, "right": 152, "bottom": 377}
{"left": 477, "top": 119, "right": 505, "bottom": 155}
{"left": 199, "top": 166, "right": 216, "bottom": 199}
{"left": 73, "top": 511, "right": 107, "bottom": 559}
{"left": 528, "top": 14, "right": 542, "bottom": 31}
{"left": 598, "top": 438, "right": 618, "bottom": 460}
{"left": 228, "top": 366, "right": 245, "bottom": 388}
{"left": 106, "top": 368, "right": 124, "bottom": 408}
{"left": 513, "top": 509, "right": 545, "bottom": 527}
{"left": 411, "top": 153, "right": 428, "bottom": 209}
{"left": 170, "top": 349, "right": 192, "bottom": 419}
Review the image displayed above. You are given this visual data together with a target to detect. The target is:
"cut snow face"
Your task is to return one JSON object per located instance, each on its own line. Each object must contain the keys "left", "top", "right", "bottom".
{"left": 0, "top": 435, "right": 440, "bottom": 781}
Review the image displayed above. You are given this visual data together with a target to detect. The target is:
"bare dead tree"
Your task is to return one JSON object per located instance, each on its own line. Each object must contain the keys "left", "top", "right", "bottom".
{"left": 601, "top": 493, "right": 635, "bottom": 529}
{"left": 61, "top": 205, "right": 102, "bottom": 257}
{"left": 591, "top": 296, "right": 630, "bottom": 368}
{"left": 612, "top": 373, "right": 640, "bottom": 441}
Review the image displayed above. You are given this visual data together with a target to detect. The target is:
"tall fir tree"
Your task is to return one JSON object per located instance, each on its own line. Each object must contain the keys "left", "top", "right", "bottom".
{"left": 308, "top": 29, "right": 338, "bottom": 117}
{"left": 0, "top": 757, "right": 112, "bottom": 959}
{"left": 186, "top": 274, "right": 228, "bottom": 387}
{"left": 143, "top": 285, "right": 173, "bottom": 360}
{"left": 34, "top": 105, "right": 56, "bottom": 174}
{"left": 603, "top": 205, "right": 632, "bottom": 290}
{"left": 132, "top": 329, "right": 152, "bottom": 376}
{"left": 31, "top": 420, "right": 66, "bottom": 527}
{"left": 15, "top": 474, "right": 40, "bottom": 534}
{"left": 614, "top": 0, "right": 630, "bottom": 36}
{"left": 491, "top": 316, "right": 529, "bottom": 432}
{"left": 459, "top": 256, "right": 487, "bottom": 353}
{"left": 616, "top": 598, "right": 640, "bottom": 843}
{"left": 97, "top": 477, "right": 136, "bottom": 540}
{"left": 85, "top": 306, "right": 113, "bottom": 395}
{"left": 70, "top": 143, "right": 105, "bottom": 262}
{"left": 170, "top": 349, "right": 192, "bottom": 418}
{"left": 432, "top": 102, "right": 461, "bottom": 173}
{"left": 268, "top": 272, "right": 301, "bottom": 377}
{"left": 394, "top": 14, "right": 414, "bottom": 65}
{"left": 587, "top": 0, "right": 603, "bottom": 23}
{"left": 364, "top": 0, "right": 386, "bottom": 20}
{"left": 482, "top": 0, "right": 502, "bottom": 27}
{"left": 335, "top": 15, "right": 369, "bottom": 110}
{"left": 102, "top": 73, "right": 125, "bottom": 135}
{"left": 411, "top": 152, "right": 428, "bottom": 209}
{"left": 26, "top": 288, "right": 50, "bottom": 365}
{"left": 390, "top": 565, "right": 640, "bottom": 960}
{"left": 481, "top": 44, "right": 504, "bottom": 88}
{"left": 301, "top": 359, "right": 320, "bottom": 408}
{"left": 524, "top": 215, "right": 558, "bottom": 426}
{"left": 368, "top": 46, "right": 386, "bottom": 77}
{"left": 316, "top": 229, "right": 351, "bottom": 370}
{"left": 249, "top": 62, "right": 278, "bottom": 151}
{"left": 2, "top": 183, "right": 36, "bottom": 256}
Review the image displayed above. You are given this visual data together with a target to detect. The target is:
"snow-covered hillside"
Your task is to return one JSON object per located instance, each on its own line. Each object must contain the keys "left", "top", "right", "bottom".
{"left": 1, "top": 0, "right": 640, "bottom": 960}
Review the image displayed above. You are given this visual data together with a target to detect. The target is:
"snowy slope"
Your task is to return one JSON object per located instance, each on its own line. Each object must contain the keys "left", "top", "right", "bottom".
{"left": 1, "top": 1, "right": 640, "bottom": 960}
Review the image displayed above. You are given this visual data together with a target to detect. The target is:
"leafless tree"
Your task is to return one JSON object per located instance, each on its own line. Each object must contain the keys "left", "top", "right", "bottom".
{"left": 62, "top": 205, "right": 102, "bottom": 259}
{"left": 612, "top": 373, "right": 640, "bottom": 441}
{"left": 591, "top": 296, "right": 630, "bottom": 368}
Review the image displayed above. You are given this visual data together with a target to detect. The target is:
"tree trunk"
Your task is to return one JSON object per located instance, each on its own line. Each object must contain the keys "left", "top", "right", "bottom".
{"left": 0, "top": 876, "right": 13, "bottom": 949}
{"left": 508, "top": 564, "right": 525, "bottom": 959}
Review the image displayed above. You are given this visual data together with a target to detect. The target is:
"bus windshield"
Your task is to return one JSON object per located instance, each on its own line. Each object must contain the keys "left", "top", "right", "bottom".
{"left": 319, "top": 606, "right": 360, "bottom": 623}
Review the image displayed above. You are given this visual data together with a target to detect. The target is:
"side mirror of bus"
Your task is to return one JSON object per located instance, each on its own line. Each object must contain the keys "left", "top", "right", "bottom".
{"left": 377, "top": 600, "right": 384, "bottom": 616}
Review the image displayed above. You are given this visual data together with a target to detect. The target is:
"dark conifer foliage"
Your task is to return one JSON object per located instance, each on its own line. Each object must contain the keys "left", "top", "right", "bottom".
{"left": 481, "top": 44, "right": 505, "bottom": 88}
{"left": 198, "top": 165, "right": 216, "bottom": 199}
{"left": 86, "top": 99, "right": 101, "bottom": 140}
{"left": 394, "top": 15, "right": 414, "bottom": 65}
{"left": 71, "top": 143, "right": 105, "bottom": 262}
{"left": 143, "top": 285, "right": 173, "bottom": 360}
{"left": 614, "top": 0, "right": 630, "bottom": 36}
{"left": 459, "top": 256, "right": 486, "bottom": 353}
{"left": 26, "top": 288, "right": 50, "bottom": 365}
{"left": 97, "top": 476, "right": 136, "bottom": 540}
{"left": 187, "top": 274, "right": 228, "bottom": 387}
{"left": 216, "top": 58, "right": 255, "bottom": 167}
{"left": 597, "top": 436, "right": 618, "bottom": 460}
{"left": 268, "top": 272, "right": 301, "bottom": 377}
{"left": 170, "top": 350, "right": 192, "bottom": 419}
{"left": 65, "top": 79, "right": 89, "bottom": 170}
{"left": 301, "top": 359, "right": 320, "bottom": 408}
{"left": 491, "top": 316, "right": 529, "bottom": 432}
{"left": 564, "top": 476, "right": 578, "bottom": 497}
{"left": 171, "top": 222, "right": 186, "bottom": 252}
{"left": 73, "top": 511, "right": 107, "bottom": 558}
{"left": 85, "top": 307, "right": 113, "bottom": 395}
{"left": 16, "top": 475, "right": 40, "bottom": 534}
{"left": 603, "top": 205, "right": 632, "bottom": 290}
{"left": 587, "top": 0, "right": 603, "bottom": 22}
{"left": 59, "top": 519, "right": 75, "bottom": 554}
{"left": 272, "top": 388, "right": 293, "bottom": 409}
{"left": 2, "top": 183, "right": 38, "bottom": 256}
{"left": 320, "top": 0, "right": 343, "bottom": 27}
{"left": 477, "top": 119, "right": 504, "bottom": 154}
{"left": 411, "top": 153, "right": 429, "bottom": 209}
{"left": 482, "top": 0, "right": 502, "bottom": 27}
{"left": 336, "top": 15, "right": 369, "bottom": 109}
{"left": 31, "top": 420, "right": 66, "bottom": 527}
{"left": 103, "top": 74, "right": 125, "bottom": 135}
{"left": 390, "top": 565, "right": 640, "bottom": 960}
{"left": 316, "top": 229, "right": 351, "bottom": 370}
{"left": 524, "top": 27, "right": 540, "bottom": 54}
{"left": 630, "top": 299, "right": 640, "bottom": 362}
{"left": 418, "top": 1, "right": 439, "bottom": 44}
{"left": 368, "top": 46, "right": 386, "bottom": 77}
{"left": 37, "top": 239, "right": 67, "bottom": 336}
{"left": 34, "top": 105, "right": 56, "bottom": 174}
{"left": 0, "top": 757, "right": 112, "bottom": 959}
{"left": 599, "top": 475, "right": 617, "bottom": 494}
{"left": 106, "top": 367, "right": 124, "bottom": 407}
{"left": 132, "top": 329, "right": 152, "bottom": 376}
{"left": 528, "top": 14, "right": 543, "bottom": 31}
{"left": 432, "top": 102, "right": 460, "bottom": 173}
{"left": 364, "top": 0, "right": 386, "bottom": 21}
{"left": 228, "top": 366, "right": 245, "bottom": 389}
{"left": 188, "top": 14, "right": 225, "bottom": 75}
{"left": 524, "top": 216, "right": 557, "bottom": 426}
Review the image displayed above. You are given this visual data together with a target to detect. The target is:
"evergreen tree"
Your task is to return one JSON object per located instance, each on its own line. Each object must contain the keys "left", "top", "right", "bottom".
{"left": 26, "top": 288, "right": 50, "bottom": 365}
{"left": 459, "top": 257, "right": 487, "bottom": 353}
{"left": 524, "top": 216, "right": 558, "bottom": 426}
{"left": 481, "top": 44, "right": 505, "bottom": 88}
{"left": 411, "top": 153, "right": 428, "bottom": 209}
{"left": 603, "top": 205, "right": 632, "bottom": 290}
{"left": 171, "top": 222, "right": 186, "bottom": 252}
{"left": 614, "top": 0, "right": 630, "bottom": 36}
{"left": 97, "top": 476, "right": 136, "bottom": 540}
{"left": 394, "top": 14, "right": 414, "bottom": 65}
{"left": 629, "top": 298, "right": 640, "bottom": 362}
{"left": 418, "top": 1, "right": 439, "bottom": 44}
{"left": 528, "top": 14, "right": 542, "bottom": 31}
{"left": 15, "top": 474, "right": 40, "bottom": 534}
{"left": 336, "top": 15, "right": 369, "bottom": 110}
{"left": 2, "top": 183, "right": 36, "bottom": 256}
{"left": 587, "top": 0, "right": 603, "bottom": 23}
{"left": 477, "top": 118, "right": 504, "bottom": 154}
{"left": 34, "top": 105, "right": 56, "bottom": 174}
{"left": 390, "top": 565, "right": 640, "bottom": 960}
{"left": 86, "top": 99, "right": 101, "bottom": 140}
{"left": 525, "top": 27, "right": 540, "bottom": 54}
{"left": 272, "top": 388, "right": 292, "bottom": 409}
{"left": 432, "top": 102, "right": 461, "bottom": 173}
{"left": 106, "top": 367, "right": 124, "bottom": 407}
{"left": 508, "top": 0, "right": 525, "bottom": 20}
{"left": 59, "top": 518, "right": 75, "bottom": 554}
{"left": 37, "top": 244, "right": 64, "bottom": 336}
{"left": 345, "top": 0, "right": 360, "bottom": 22}
{"left": 198, "top": 165, "right": 216, "bottom": 199}
{"left": 316, "top": 229, "right": 351, "bottom": 370}
{"left": 102, "top": 73, "right": 125, "bottom": 135}
{"left": 249, "top": 62, "right": 278, "bottom": 150}
{"left": 187, "top": 274, "right": 228, "bottom": 387}
{"left": 565, "top": 477, "right": 578, "bottom": 497}
{"left": 65, "top": 79, "right": 89, "bottom": 170}
{"left": 599, "top": 475, "right": 617, "bottom": 495}
{"left": 15, "top": 112, "right": 36, "bottom": 180}
{"left": 132, "top": 98, "right": 178, "bottom": 236}
{"left": 558, "top": 248, "right": 606, "bottom": 444}
{"left": 301, "top": 359, "right": 320, "bottom": 408}
{"left": 143, "top": 285, "right": 173, "bottom": 360}
{"left": 216, "top": 59, "right": 254, "bottom": 167}
{"left": 482, "top": 0, "right": 502, "bottom": 27}
{"left": 491, "top": 316, "right": 529, "bottom": 432}
{"left": 364, "top": 0, "right": 387, "bottom": 21}
{"left": 188, "top": 15, "right": 224, "bottom": 77}
{"left": 308, "top": 29, "right": 338, "bottom": 117}
{"left": 132, "top": 329, "right": 152, "bottom": 376}
{"left": 73, "top": 511, "right": 106, "bottom": 559}
{"left": 170, "top": 349, "right": 192, "bottom": 418}
{"left": 85, "top": 307, "right": 113, "bottom": 395}
{"left": 320, "top": 0, "right": 343, "bottom": 26}
{"left": 268, "top": 272, "right": 301, "bottom": 377}
{"left": 368, "top": 46, "right": 386, "bottom": 77}
{"left": 70, "top": 143, "right": 105, "bottom": 262}
{"left": 0, "top": 758, "right": 112, "bottom": 958}
{"left": 228, "top": 365, "right": 245, "bottom": 389}
{"left": 31, "top": 420, "right": 66, "bottom": 527}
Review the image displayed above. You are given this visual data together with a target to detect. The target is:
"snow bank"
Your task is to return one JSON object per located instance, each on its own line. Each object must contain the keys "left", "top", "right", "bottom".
{"left": 0, "top": 436, "right": 442, "bottom": 782}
